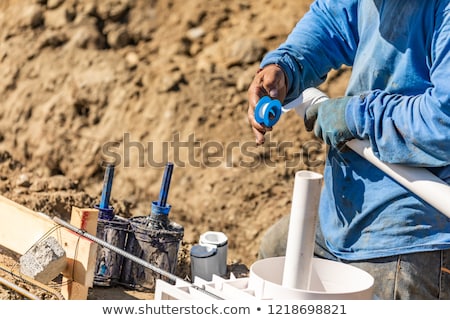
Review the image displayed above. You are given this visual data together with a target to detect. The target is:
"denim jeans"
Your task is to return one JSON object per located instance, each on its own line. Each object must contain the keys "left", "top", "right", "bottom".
{"left": 258, "top": 215, "right": 450, "bottom": 300}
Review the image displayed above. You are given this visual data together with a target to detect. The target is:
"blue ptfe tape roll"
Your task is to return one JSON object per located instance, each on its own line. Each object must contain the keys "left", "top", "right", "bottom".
{"left": 254, "top": 96, "right": 282, "bottom": 127}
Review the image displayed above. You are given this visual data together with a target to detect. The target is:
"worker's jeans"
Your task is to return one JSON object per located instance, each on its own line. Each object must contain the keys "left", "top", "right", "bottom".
{"left": 258, "top": 215, "right": 450, "bottom": 300}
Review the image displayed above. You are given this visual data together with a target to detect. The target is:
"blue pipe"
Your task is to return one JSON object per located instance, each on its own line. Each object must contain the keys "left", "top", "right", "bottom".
{"left": 149, "top": 162, "right": 174, "bottom": 222}
{"left": 158, "top": 162, "right": 174, "bottom": 207}
{"left": 95, "top": 163, "right": 115, "bottom": 220}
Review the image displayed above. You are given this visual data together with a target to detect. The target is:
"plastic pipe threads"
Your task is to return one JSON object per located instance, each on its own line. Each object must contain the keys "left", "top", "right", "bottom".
{"left": 254, "top": 96, "right": 282, "bottom": 127}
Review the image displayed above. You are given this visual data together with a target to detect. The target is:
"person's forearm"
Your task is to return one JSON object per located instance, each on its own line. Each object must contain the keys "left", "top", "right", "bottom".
{"left": 260, "top": 0, "right": 358, "bottom": 103}
{"left": 346, "top": 90, "right": 450, "bottom": 167}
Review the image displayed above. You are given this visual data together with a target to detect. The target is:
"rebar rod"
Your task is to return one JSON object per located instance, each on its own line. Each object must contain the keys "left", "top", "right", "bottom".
{"left": 0, "top": 275, "right": 41, "bottom": 300}
{"left": 0, "top": 263, "right": 64, "bottom": 300}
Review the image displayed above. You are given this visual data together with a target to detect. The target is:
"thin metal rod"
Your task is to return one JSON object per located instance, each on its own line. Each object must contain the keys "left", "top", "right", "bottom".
{"left": 0, "top": 263, "right": 64, "bottom": 300}
{"left": 0, "top": 275, "right": 42, "bottom": 300}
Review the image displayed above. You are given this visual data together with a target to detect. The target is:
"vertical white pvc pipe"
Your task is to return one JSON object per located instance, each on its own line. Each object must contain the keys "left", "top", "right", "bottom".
{"left": 282, "top": 170, "right": 323, "bottom": 290}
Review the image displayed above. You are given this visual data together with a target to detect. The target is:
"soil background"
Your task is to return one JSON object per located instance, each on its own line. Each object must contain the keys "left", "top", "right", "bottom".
{"left": 0, "top": 0, "right": 350, "bottom": 300}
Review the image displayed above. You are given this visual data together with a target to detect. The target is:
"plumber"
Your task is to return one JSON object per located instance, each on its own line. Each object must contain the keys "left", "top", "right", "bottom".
{"left": 247, "top": 0, "right": 450, "bottom": 300}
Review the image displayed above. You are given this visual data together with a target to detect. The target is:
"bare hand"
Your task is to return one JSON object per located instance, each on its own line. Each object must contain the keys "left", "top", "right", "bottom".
{"left": 247, "top": 64, "right": 287, "bottom": 145}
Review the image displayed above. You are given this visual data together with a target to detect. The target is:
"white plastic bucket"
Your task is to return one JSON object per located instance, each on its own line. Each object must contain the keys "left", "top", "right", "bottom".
{"left": 248, "top": 256, "right": 374, "bottom": 300}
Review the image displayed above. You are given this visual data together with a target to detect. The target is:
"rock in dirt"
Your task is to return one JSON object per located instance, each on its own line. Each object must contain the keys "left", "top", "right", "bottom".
{"left": 19, "top": 236, "right": 67, "bottom": 284}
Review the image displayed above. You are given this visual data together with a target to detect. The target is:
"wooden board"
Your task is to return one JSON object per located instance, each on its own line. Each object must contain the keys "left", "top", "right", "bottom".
{"left": 0, "top": 194, "right": 98, "bottom": 299}
{"left": 60, "top": 207, "right": 98, "bottom": 300}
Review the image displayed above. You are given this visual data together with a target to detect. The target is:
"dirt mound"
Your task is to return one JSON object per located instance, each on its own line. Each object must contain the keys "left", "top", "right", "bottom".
{"left": 0, "top": 0, "right": 350, "bottom": 299}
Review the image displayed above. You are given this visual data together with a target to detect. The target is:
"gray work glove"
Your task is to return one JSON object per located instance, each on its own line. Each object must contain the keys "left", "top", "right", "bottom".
{"left": 304, "top": 96, "right": 354, "bottom": 150}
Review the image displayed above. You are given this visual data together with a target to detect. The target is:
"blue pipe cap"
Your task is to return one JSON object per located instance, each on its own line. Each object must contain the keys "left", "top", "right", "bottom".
{"left": 254, "top": 96, "right": 282, "bottom": 127}
{"left": 94, "top": 204, "right": 115, "bottom": 220}
{"left": 151, "top": 200, "right": 172, "bottom": 216}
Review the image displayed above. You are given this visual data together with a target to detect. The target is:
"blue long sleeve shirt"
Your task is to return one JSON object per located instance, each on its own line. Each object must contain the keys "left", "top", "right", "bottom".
{"left": 261, "top": 0, "right": 450, "bottom": 260}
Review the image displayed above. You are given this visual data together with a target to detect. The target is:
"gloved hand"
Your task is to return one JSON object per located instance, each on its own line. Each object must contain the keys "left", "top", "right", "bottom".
{"left": 304, "top": 96, "right": 354, "bottom": 149}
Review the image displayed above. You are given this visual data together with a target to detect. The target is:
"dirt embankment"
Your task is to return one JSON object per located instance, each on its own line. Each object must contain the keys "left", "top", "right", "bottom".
{"left": 0, "top": 0, "right": 350, "bottom": 299}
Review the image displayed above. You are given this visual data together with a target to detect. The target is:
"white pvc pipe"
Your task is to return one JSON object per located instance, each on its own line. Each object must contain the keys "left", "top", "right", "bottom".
{"left": 346, "top": 139, "right": 450, "bottom": 219}
{"left": 199, "top": 231, "right": 228, "bottom": 276}
{"left": 282, "top": 87, "right": 329, "bottom": 114}
{"left": 285, "top": 88, "right": 450, "bottom": 219}
{"left": 282, "top": 170, "right": 323, "bottom": 290}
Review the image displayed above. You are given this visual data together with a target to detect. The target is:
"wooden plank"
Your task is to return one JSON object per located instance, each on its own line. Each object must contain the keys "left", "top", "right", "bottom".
{"left": 0, "top": 194, "right": 57, "bottom": 255}
{"left": 60, "top": 280, "right": 89, "bottom": 301}
{"left": 60, "top": 207, "right": 98, "bottom": 300}
{"left": 0, "top": 195, "right": 98, "bottom": 298}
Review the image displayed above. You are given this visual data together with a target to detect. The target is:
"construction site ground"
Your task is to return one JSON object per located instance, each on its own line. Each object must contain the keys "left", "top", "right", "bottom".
{"left": 0, "top": 0, "right": 349, "bottom": 300}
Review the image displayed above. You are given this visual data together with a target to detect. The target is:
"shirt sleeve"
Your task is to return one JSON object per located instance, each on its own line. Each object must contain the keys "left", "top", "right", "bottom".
{"left": 346, "top": 4, "right": 450, "bottom": 167}
{"left": 260, "top": 0, "right": 359, "bottom": 103}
